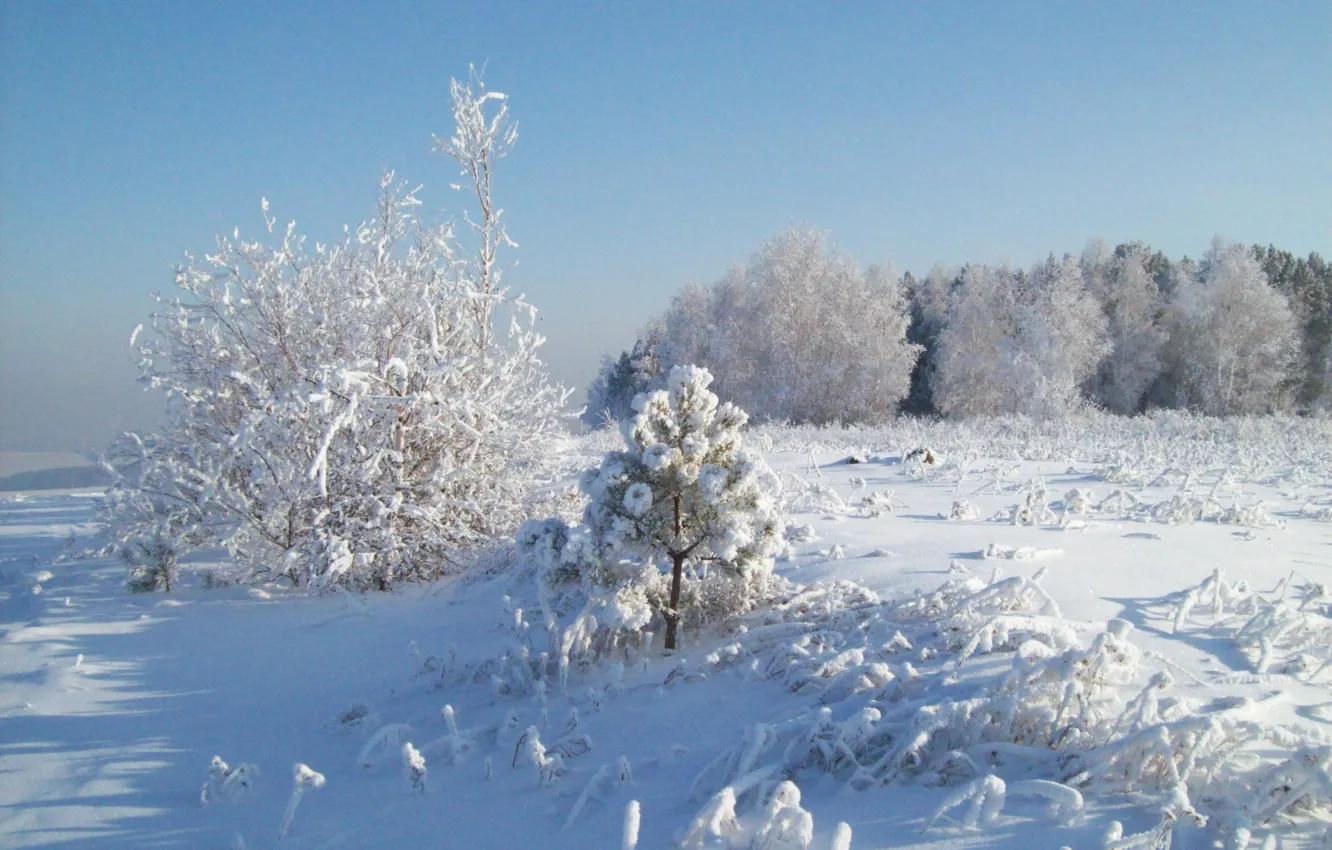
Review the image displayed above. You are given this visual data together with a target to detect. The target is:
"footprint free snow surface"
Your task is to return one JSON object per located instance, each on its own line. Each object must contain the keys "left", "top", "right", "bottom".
{"left": 3, "top": 415, "right": 1332, "bottom": 849}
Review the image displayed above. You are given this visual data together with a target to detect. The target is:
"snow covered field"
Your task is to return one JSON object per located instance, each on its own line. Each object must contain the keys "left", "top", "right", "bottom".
{"left": 3, "top": 416, "right": 1331, "bottom": 849}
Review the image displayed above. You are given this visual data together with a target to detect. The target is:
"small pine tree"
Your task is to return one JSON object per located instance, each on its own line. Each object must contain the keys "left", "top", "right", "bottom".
{"left": 581, "top": 365, "right": 782, "bottom": 649}
{"left": 122, "top": 529, "right": 178, "bottom": 592}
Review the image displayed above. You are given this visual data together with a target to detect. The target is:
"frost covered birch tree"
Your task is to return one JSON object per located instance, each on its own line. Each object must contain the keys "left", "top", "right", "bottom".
{"left": 930, "top": 264, "right": 1022, "bottom": 418}
{"left": 932, "top": 257, "right": 1106, "bottom": 418}
{"left": 1017, "top": 253, "right": 1111, "bottom": 415}
{"left": 652, "top": 228, "right": 920, "bottom": 424}
{"left": 1166, "top": 241, "right": 1300, "bottom": 415}
{"left": 103, "top": 71, "right": 569, "bottom": 590}
{"left": 1086, "top": 249, "right": 1168, "bottom": 414}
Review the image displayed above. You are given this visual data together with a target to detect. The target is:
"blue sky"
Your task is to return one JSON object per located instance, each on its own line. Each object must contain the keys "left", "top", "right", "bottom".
{"left": 2, "top": 1, "right": 1329, "bottom": 451}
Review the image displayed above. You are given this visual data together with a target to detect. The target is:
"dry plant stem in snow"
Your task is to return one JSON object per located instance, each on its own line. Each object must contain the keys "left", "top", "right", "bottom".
{"left": 278, "top": 763, "right": 324, "bottom": 842}
{"left": 622, "top": 799, "right": 641, "bottom": 850}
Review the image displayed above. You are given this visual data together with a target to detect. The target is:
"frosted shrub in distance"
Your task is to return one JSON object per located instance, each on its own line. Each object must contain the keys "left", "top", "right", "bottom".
{"left": 521, "top": 366, "right": 782, "bottom": 651}
{"left": 102, "top": 71, "right": 568, "bottom": 590}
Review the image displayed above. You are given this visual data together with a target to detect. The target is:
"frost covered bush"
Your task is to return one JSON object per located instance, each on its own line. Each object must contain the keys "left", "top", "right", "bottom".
{"left": 101, "top": 72, "right": 568, "bottom": 590}
{"left": 1166, "top": 568, "right": 1332, "bottom": 680}
{"left": 120, "top": 529, "right": 178, "bottom": 592}
{"left": 520, "top": 365, "right": 782, "bottom": 650}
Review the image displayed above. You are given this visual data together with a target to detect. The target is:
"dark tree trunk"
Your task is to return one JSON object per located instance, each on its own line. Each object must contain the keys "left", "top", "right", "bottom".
{"left": 664, "top": 550, "right": 686, "bottom": 650}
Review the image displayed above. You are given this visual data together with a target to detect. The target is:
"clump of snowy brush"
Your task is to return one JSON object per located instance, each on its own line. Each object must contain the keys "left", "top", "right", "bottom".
{"left": 667, "top": 567, "right": 1331, "bottom": 847}
{"left": 98, "top": 71, "right": 569, "bottom": 591}
{"left": 1163, "top": 567, "right": 1332, "bottom": 681}
{"left": 406, "top": 553, "right": 1331, "bottom": 846}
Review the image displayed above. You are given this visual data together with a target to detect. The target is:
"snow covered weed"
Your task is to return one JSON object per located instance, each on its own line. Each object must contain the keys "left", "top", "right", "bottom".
{"left": 400, "top": 557, "right": 1329, "bottom": 846}
{"left": 756, "top": 412, "right": 1332, "bottom": 490}
{"left": 1161, "top": 568, "right": 1332, "bottom": 681}
{"left": 659, "top": 568, "right": 1331, "bottom": 846}
{"left": 200, "top": 756, "right": 258, "bottom": 804}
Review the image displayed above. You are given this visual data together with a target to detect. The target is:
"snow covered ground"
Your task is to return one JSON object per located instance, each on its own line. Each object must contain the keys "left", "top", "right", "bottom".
{"left": 3, "top": 417, "right": 1331, "bottom": 849}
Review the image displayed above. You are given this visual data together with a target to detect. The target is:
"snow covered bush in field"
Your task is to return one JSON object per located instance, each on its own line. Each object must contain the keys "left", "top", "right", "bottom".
{"left": 677, "top": 779, "right": 825, "bottom": 850}
{"left": 120, "top": 528, "right": 179, "bottom": 592}
{"left": 1165, "top": 568, "right": 1332, "bottom": 680}
{"left": 101, "top": 71, "right": 568, "bottom": 589}
{"left": 520, "top": 365, "right": 782, "bottom": 651}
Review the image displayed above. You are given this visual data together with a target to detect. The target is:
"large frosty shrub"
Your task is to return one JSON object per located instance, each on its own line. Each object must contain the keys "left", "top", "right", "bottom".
{"left": 102, "top": 72, "right": 569, "bottom": 589}
{"left": 521, "top": 365, "right": 782, "bottom": 650}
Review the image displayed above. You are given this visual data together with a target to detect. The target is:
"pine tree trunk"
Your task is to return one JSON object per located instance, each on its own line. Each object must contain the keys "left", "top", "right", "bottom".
{"left": 664, "top": 550, "right": 685, "bottom": 650}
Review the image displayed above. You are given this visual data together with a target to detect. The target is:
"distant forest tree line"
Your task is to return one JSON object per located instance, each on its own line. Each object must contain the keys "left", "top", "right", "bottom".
{"left": 585, "top": 230, "right": 1332, "bottom": 426}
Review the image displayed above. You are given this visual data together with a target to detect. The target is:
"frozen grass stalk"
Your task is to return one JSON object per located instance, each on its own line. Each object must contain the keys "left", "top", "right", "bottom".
{"left": 622, "top": 799, "right": 641, "bottom": 850}
{"left": 278, "top": 763, "right": 324, "bottom": 842}
{"left": 402, "top": 742, "right": 427, "bottom": 792}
